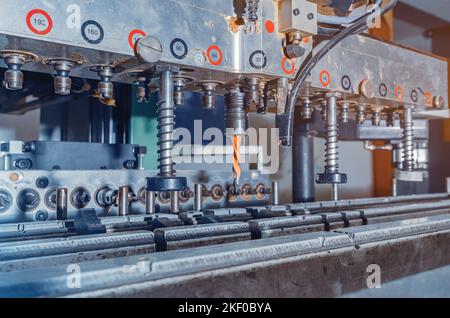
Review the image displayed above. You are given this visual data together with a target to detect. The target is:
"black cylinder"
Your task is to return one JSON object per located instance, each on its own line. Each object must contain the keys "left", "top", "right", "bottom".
{"left": 292, "top": 120, "right": 315, "bottom": 203}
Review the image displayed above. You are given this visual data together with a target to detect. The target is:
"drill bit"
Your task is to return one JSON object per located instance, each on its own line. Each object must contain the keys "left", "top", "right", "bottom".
{"left": 233, "top": 135, "right": 242, "bottom": 185}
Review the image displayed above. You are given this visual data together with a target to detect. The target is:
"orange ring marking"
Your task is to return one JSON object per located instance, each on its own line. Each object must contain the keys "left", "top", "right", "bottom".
{"left": 281, "top": 57, "right": 295, "bottom": 75}
{"left": 207, "top": 45, "right": 223, "bottom": 66}
{"left": 128, "top": 29, "right": 147, "bottom": 50}
{"left": 320, "top": 70, "right": 331, "bottom": 87}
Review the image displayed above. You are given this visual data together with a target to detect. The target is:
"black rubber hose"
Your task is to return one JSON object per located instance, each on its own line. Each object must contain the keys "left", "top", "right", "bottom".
{"left": 279, "top": 0, "right": 399, "bottom": 147}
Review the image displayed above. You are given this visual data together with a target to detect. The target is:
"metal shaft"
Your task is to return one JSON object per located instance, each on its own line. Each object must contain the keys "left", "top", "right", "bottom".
{"left": 145, "top": 190, "right": 156, "bottom": 214}
{"left": 293, "top": 120, "right": 315, "bottom": 203}
{"left": 170, "top": 191, "right": 180, "bottom": 214}
{"left": 331, "top": 184, "right": 339, "bottom": 202}
{"left": 56, "top": 188, "right": 68, "bottom": 220}
{"left": 118, "top": 187, "right": 129, "bottom": 216}
{"left": 194, "top": 184, "right": 203, "bottom": 211}
{"left": 271, "top": 181, "right": 280, "bottom": 205}
{"left": 402, "top": 105, "right": 415, "bottom": 172}
{"left": 158, "top": 70, "right": 176, "bottom": 177}
{"left": 392, "top": 178, "right": 398, "bottom": 197}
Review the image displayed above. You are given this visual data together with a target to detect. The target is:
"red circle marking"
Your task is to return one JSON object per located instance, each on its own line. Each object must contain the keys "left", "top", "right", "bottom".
{"left": 26, "top": 9, "right": 53, "bottom": 36}
{"left": 394, "top": 85, "right": 404, "bottom": 100}
{"left": 281, "top": 57, "right": 295, "bottom": 75}
{"left": 265, "top": 20, "right": 275, "bottom": 34}
{"left": 128, "top": 29, "right": 147, "bottom": 50}
{"left": 320, "top": 70, "right": 331, "bottom": 87}
{"left": 303, "top": 37, "right": 311, "bottom": 44}
{"left": 207, "top": 45, "right": 223, "bottom": 66}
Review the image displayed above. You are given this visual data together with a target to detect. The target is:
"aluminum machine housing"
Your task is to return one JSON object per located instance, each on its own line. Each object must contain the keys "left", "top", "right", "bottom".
{"left": 0, "top": 0, "right": 449, "bottom": 298}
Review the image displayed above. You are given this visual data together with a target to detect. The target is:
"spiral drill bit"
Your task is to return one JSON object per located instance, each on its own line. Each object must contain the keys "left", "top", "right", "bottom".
{"left": 225, "top": 89, "right": 248, "bottom": 186}
{"left": 233, "top": 135, "right": 242, "bottom": 185}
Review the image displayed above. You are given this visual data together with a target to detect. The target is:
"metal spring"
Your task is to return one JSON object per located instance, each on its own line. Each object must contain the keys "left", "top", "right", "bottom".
{"left": 325, "top": 123, "right": 339, "bottom": 173}
{"left": 402, "top": 109, "right": 415, "bottom": 172}
{"left": 247, "top": 0, "right": 260, "bottom": 22}
{"left": 156, "top": 100, "right": 176, "bottom": 177}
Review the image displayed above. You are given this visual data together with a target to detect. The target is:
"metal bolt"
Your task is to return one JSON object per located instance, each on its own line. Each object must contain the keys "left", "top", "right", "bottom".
{"left": 194, "top": 184, "right": 203, "bottom": 212}
{"left": 340, "top": 103, "right": 350, "bottom": 124}
{"left": 56, "top": 188, "right": 68, "bottom": 220}
{"left": 300, "top": 97, "right": 313, "bottom": 120}
{"left": 320, "top": 100, "right": 328, "bottom": 122}
{"left": 135, "top": 75, "right": 149, "bottom": 103}
{"left": 14, "top": 159, "right": 32, "bottom": 170}
{"left": 47, "top": 59, "right": 79, "bottom": 96}
{"left": 271, "top": 181, "right": 280, "bottom": 205}
{"left": 170, "top": 191, "right": 180, "bottom": 214}
{"left": 356, "top": 105, "right": 366, "bottom": 125}
{"left": 118, "top": 186, "right": 130, "bottom": 216}
{"left": 135, "top": 36, "right": 163, "bottom": 63}
{"left": 245, "top": 77, "right": 261, "bottom": 109}
{"left": 145, "top": 190, "right": 156, "bottom": 214}
{"left": 372, "top": 110, "right": 382, "bottom": 126}
{"left": 202, "top": 82, "right": 219, "bottom": 110}
{"left": 123, "top": 160, "right": 136, "bottom": 170}
{"left": 433, "top": 95, "right": 446, "bottom": 109}
{"left": 386, "top": 110, "right": 395, "bottom": 127}
{"left": 35, "top": 210, "right": 49, "bottom": 222}
{"left": 36, "top": 177, "right": 49, "bottom": 189}
{"left": 359, "top": 79, "right": 375, "bottom": 99}
{"left": 174, "top": 76, "right": 192, "bottom": 107}
{"left": 247, "top": 0, "right": 260, "bottom": 22}
{"left": 90, "top": 65, "right": 115, "bottom": 99}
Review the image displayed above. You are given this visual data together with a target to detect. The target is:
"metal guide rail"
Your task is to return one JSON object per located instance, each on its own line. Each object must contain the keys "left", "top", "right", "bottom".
{"left": 1, "top": 193, "right": 450, "bottom": 297}
{"left": 1, "top": 193, "right": 449, "bottom": 251}
{"left": 2, "top": 205, "right": 450, "bottom": 297}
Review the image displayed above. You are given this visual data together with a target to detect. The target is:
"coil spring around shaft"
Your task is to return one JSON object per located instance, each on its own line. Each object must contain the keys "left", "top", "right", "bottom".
{"left": 402, "top": 118, "right": 415, "bottom": 172}
{"left": 325, "top": 123, "right": 339, "bottom": 173}
{"left": 156, "top": 100, "right": 176, "bottom": 177}
{"left": 247, "top": 0, "right": 260, "bottom": 22}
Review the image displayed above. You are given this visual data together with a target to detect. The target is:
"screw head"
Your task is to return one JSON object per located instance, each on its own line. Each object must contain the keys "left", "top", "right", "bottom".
{"left": 433, "top": 95, "right": 446, "bottom": 109}
{"left": 35, "top": 210, "right": 49, "bottom": 222}
{"left": 36, "top": 177, "right": 49, "bottom": 189}
{"left": 14, "top": 159, "right": 32, "bottom": 170}
{"left": 359, "top": 79, "right": 375, "bottom": 99}
{"left": 293, "top": 8, "right": 300, "bottom": 16}
{"left": 135, "top": 36, "right": 163, "bottom": 63}
{"left": 123, "top": 160, "right": 136, "bottom": 169}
